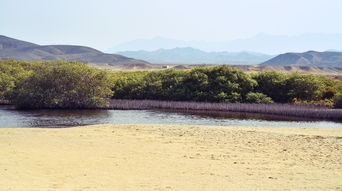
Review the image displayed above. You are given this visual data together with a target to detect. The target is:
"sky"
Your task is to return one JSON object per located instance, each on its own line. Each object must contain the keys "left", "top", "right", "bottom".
{"left": 1, "top": 0, "right": 341, "bottom": 51}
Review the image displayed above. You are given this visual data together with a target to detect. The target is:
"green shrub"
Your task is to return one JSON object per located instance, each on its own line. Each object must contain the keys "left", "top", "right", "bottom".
{"left": 321, "top": 87, "right": 338, "bottom": 100}
{"left": 334, "top": 93, "right": 342, "bottom": 108}
{"left": 110, "top": 71, "right": 148, "bottom": 99}
{"left": 111, "top": 66, "right": 256, "bottom": 103}
{"left": 0, "top": 73, "right": 14, "bottom": 99}
{"left": 10, "top": 61, "right": 113, "bottom": 109}
{"left": 245, "top": 92, "right": 274, "bottom": 104}
{"left": 253, "top": 72, "right": 338, "bottom": 103}
{"left": 252, "top": 71, "right": 289, "bottom": 102}
{"left": 4, "top": 59, "right": 340, "bottom": 106}
{"left": 286, "top": 74, "right": 325, "bottom": 101}
{"left": 182, "top": 65, "right": 256, "bottom": 102}
{"left": 0, "top": 60, "right": 33, "bottom": 100}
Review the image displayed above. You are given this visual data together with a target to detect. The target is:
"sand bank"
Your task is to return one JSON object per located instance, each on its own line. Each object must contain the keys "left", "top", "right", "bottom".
{"left": 0, "top": 124, "right": 341, "bottom": 191}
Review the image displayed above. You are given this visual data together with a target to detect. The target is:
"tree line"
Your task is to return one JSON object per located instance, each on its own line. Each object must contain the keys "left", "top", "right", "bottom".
{"left": 110, "top": 65, "right": 341, "bottom": 106}
{"left": 0, "top": 59, "right": 341, "bottom": 109}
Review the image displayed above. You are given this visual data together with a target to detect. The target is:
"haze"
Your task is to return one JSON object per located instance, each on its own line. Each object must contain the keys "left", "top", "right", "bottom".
{"left": 1, "top": 0, "right": 341, "bottom": 52}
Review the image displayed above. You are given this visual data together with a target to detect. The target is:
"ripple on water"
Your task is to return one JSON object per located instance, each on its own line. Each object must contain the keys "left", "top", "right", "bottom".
{"left": 0, "top": 106, "right": 341, "bottom": 128}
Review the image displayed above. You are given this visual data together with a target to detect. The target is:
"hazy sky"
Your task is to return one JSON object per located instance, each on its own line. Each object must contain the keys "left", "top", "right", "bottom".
{"left": 1, "top": 0, "right": 341, "bottom": 51}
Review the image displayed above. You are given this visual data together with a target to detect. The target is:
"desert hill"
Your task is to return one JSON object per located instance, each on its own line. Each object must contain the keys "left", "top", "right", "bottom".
{"left": 0, "top": 35, "right": 37, "bottom": 50}
{"left": 261, "top": 51, "right": 342, "bottom": 67}
{"left": 0, "top": 35, "right": 150, "bottom": 65}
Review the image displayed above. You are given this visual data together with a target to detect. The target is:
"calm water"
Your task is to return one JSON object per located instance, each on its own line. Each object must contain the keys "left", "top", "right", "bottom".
{"left": 0, "top": 105, "right": 341, "bottom": 128}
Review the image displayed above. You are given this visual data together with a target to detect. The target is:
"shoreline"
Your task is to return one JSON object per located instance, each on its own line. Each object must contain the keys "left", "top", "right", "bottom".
{"left": 7, "top": 123, "right": 342, "bottom": 136}
{"left": 1, "top": 124, "right": 341, "bottom": 190}
{"left": 107, "top": 99, "right": 342, "bottom": 121}
{"left": 2, "top": 99, "right": 342, "bottom": 124}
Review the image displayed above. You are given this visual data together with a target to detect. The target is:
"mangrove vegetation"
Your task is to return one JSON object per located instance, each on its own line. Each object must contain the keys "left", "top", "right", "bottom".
{"left": 0, "top": 59, "right": 342, "bottom": 110}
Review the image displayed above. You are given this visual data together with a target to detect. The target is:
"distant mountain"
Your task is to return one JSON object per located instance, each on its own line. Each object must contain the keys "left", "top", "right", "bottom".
{"left": 118, "top": 47, "right": 273, "bottom": 65}
{"left": 0, "top": 35, "right": 150, "bottom": 66}
{"left": 261, "top": 51, "right": 342, "bottom": 67}
{"left": 0, "top": 35, "right": 37, "bottom": 50}
{"left": 108, "top": 34, "right": 342, "bottom": 54}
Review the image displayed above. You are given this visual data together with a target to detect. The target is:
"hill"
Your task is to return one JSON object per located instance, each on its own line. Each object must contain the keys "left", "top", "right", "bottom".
{"left": 0, "top": 35, "right": 150, "bottom": 65}
{"left": 118, "top": 47, "right": 273, "bottom": 65}
{"left": 0, "top": 35, "right": 37, "bottom": 50}
{"left": 261, "top": 51, "right": 342, "bottom": 67}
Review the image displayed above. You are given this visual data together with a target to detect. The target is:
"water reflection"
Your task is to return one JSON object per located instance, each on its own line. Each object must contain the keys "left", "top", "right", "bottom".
{"left": 26, "top": 110, "right": 111, "bottom": 128}
{"left": 0, "top": 106, "right": 111, "bottom": 128}
{"left": 158, "top": 109, "right": 321, "bottom": 122}
{"left": 0, "top": 105, "right": 341, "bottom": 128}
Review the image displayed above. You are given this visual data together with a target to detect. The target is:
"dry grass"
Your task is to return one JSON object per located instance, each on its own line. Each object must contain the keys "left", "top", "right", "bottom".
{"left": 107, "top": 99, "right": 342, "bottom": 121}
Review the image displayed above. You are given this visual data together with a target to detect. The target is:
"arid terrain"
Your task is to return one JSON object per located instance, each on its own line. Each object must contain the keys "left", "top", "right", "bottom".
{"left": 90, "top": 63, "right": 342, "bottom": 80}
{"left": 1, "top": 124, "right": 341, "bottom": 191}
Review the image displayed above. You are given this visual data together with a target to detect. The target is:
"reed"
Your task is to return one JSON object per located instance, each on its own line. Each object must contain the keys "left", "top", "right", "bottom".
{"left": 106, "top": 99, "right": 342, "bottom": 121}
{"left": 0, "top": 100, "right": 10, "bottom": 105}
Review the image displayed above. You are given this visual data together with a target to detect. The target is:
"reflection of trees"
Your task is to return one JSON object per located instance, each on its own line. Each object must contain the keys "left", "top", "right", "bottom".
{"left": 22, "top": 110, "right": 111, "bottom": 128}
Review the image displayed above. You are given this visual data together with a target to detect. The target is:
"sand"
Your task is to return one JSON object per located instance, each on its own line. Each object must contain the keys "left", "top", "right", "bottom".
{"left": 0, "top": 124, "right": 342, "bottom": 191}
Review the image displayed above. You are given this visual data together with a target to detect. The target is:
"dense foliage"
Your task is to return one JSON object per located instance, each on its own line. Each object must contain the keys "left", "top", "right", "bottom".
{"left": 111, "top": 66, "right": 258, "bottom": 102}
{"left": 245, "top": 92, "right": 274, "bottom": 104}
{"left": 0, "top": 60, "right": 33, "bottom": 100}
{"left": 252, "top": 71, "right": 338, "bottom": 103}
{"left": 1, "top": 60, "right": 112, "bottom": 109}
{"left": 1, "top": 59, "right": 341, "bottom": 108}
{"left": 334, "top": 94, "right": 342, "bottom": 108}
{"left": 333, "top": 85, "right": 342, "bottom": 108}
{"left": 111, "top": 66, "right": 340, "bottom": 107}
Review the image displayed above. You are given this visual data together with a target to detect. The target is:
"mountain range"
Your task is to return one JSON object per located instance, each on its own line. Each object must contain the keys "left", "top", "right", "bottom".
{"left": 118, "top": 47, "right": 273, "bottom": 65}
{"left": 1, "top": 35, "right": 342, "bottom": 68}
{"left": 261, "top": 51, "right": 342, "bottom": 67}
{"left": 108, "top": 34, "right": 342, "bottom": 55}
{"left": 0, "top": 35, "right": 150, "bottom": 66}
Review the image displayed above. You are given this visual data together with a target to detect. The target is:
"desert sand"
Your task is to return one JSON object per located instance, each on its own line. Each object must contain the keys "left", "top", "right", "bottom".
{"left": 0, "top": 124, "right": 342, "bottom": 191}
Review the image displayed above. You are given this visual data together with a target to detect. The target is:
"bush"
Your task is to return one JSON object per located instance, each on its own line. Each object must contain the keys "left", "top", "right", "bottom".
{"left": 253, "top": 72, "right": 289, "bottom": 102}
{"left": 10, "top": 61, "right": 113, "bottom": 109}
{"left": 245, "top": 92, "right": 274, "bottom": 103}
{"left": 0, "top": 73, "right": 14, "bottom": 99}
{"left": 334, "top": 93, "right": 342, "bottom": 108}
{"left": 321, "top": 87, "right": 338, "bottom": 100}
{"left": 110, "top": 71, "right": 148, "bottom": 99}
{"left": 286, "top": 74, "right": 325, "bottom": 101}
{"left": 139, "top": 69, "right": 187, "bottom": 100}
{"left": 182, "top": 65, "right": 256, "bottom": 102}
{"left": 253, "top": 72, "right": 338, "bottom": 103}
{"left": 0, "top": 60, "right": 33, "bottom": 100}
{"left": 111, "top": 66, "right": 257, "bottom": 103}
{"left": 292, "top": 98, "right": 334, "bottom": 107}
{"left": 2, "top": 60, "right": 341, "bottom": 107}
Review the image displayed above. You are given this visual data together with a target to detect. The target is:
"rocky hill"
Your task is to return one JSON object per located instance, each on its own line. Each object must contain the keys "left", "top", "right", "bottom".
{"left": 0, "top": 35, "right": 37, "bottom": 50}
{"left": 0, "top": 35, "right": 150, "bottom": 65}
{"left": 261, "top": 51, "right": 342, "bottom": 67}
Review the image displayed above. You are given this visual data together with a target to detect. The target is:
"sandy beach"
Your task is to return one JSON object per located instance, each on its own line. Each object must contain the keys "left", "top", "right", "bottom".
{"left": 0, "top": 124, "right": 341, "bottom": 191}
